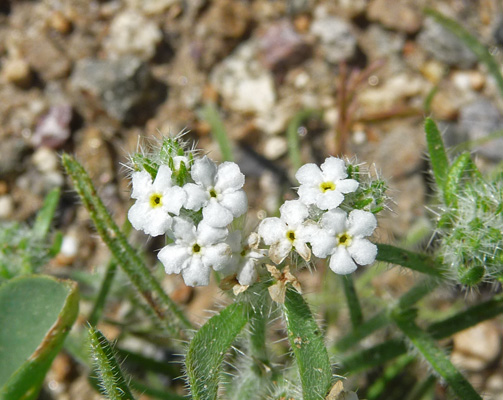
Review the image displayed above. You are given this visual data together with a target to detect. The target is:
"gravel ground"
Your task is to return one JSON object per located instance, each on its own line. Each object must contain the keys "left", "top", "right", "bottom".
{"left": 1, "top": 0, "right": 503, "bottom": 399}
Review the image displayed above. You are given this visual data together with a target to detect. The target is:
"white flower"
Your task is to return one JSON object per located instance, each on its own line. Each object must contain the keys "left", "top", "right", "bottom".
{"left": 296, "top": 157, "right": 359, "bottom": 210}
{"left": 258, "top": 200, "right": 315, "bottom": 264}
{"left": 128, "top": 165, "right": 186, "bottom": 236}
{"left": 183, "top": 156, "right": 248, "bottom": 228}
{"left": 225, "top": 231, "right": 266, "bottom": 286}
{"left": 310, "top": 209, "right": 377, "bottom": 275}
{"left": 158, "top": 217, "right": 232, "bottom": 287}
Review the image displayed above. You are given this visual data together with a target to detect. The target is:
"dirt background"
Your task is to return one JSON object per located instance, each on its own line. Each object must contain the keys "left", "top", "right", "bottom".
{"left": 1, "top": 0, "right": 503, "bottom": 399}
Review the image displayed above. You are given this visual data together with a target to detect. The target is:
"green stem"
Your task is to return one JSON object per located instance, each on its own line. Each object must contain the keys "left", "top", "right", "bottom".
{"left": 404, "top": 375, "right": 436, "bottom": 400}
{"left": 201, "top": 103, "right": 234, "bottom": 162}
{"left": 288, "top": 109, "right": 322, "bottom": 172}
{"left": 340, "top": 275, "right": 363, "bottom": 329}
{"left": 62, "top": 154, "right": 192, "bottom": 338}
{"left": 391, "top": 308, "right": 482, "bottom": 400}
{"left": 366, "top": 354, "right": 415, "bottom": 400}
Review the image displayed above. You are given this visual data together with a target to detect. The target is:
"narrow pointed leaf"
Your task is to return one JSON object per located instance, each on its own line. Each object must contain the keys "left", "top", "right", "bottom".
{"left": 88, "top": 326, "right": 136, "bottom": 400}
{"left": 32, "top": 187, "right": 60, "bottom": 240}
{"left": 62, "top": 154, "right": 191, "bottom": 337}
{"left": 201, "top": 103, "right": 234, "bottom": 162}
{"left": 376, "top": 243, "right": 446, "bottom": 277}
{"left": 0, "top": 275, "right": 79, "bottom": 400}
{"left": 283, "top": 289, "right": 332, "bottom": 400}
{"left": 425, "top": 118, "right": 449, "bottom": 190}
{"left": 185, "top": 302, "right": 249, "bottom": 399}
{"left": 391, "top": 308, "right": 482, "bottom": 400}
{"left": 444, "top": 152, "right": 483, "bottom": 207}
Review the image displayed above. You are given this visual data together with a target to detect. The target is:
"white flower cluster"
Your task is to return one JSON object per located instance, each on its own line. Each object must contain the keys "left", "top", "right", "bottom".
{"left": 128, "top": 150, "right": 264, "bottom": 287}
{"left": 258, "top": 157, "right": 378, "bottom": 275}
{"left": 128, "top": 137, "right": 380, "bottom": 287}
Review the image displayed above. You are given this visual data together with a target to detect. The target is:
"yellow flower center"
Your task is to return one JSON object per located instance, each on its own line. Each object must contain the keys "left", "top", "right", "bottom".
{"left": 320, "top": 181, "right": 336, "bottom": 193}
{"left": 286, "top": 230, "right": 296, "bottom": 243}
{"left": 337, "top": 232, "right": 352, "bottom": 247}
{"left": 192, "top": 243, "right": 201, "bottom": 253}
{"left": 209, "top": 188, "right": 218, "bottom": 198}
{"left": 149, "top": 193, "right": 163, "bottom": 208}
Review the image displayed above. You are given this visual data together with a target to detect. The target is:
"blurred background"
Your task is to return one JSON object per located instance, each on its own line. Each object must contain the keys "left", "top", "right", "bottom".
{"left": 1, "top": 0, "right": 503, "bottom": 399}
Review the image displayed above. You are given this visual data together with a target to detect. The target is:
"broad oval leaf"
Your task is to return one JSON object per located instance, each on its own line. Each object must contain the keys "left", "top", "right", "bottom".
{"left": 0, "top": 275, "right": 79, "bottom": 400}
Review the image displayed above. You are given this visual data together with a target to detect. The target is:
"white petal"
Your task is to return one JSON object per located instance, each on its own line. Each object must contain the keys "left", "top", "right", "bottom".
{"left": 219, "top": 190, "right": 248, "bottom": 218}
{"left": 329, "top": 247, "right": 357, "bottom": 275}
{"left": 162, "top": 186, "right": 187, "bottom": 215}
{"left": 191, "top": 156, "right": 217, "bottom": 187}
{"left": 215, "top": 162, "right": 245, "bottom": 192}
{"left": 131, "top": 171, "right": 152, "bottom": 199}
{"left": 158, "top": 244, "right": 190, "bottom": 274}
{"left": 184, "top": 183, "right": 209, "bottom": 211}
{"left": 310, "top": 230, "right": 337, "bottom": 258}
{"left": 197, "top": 221, "right": 228, "bottom": 245}
{"left": 298, "top": 185, "right": 319, "bottom": 206}
{"left": 202, "top": 200, "right": 234, "bottom": 228}
{"left": 347, "top": 210, "right": 377, "bottom": 237}
{"left": 153, "top": 165, "right": 173, "bottom": 190}
{"left": 128, "top": 202, "right": 171, "bottom": 236}
{"left": 226, "top": 230, "right": 243, "bottom": 253}
{"left": 280, "top": 200, "right": 308, "bottom": 227}
{"left": 269, "top": 239, "right": 292, "bottom": 264}
{"left": 348, "top": 238, "right": 377, "bottom": 265}
{"left": 316, "top": 190, "right": 344, "bottom": 210}
{"left": 295, "top": 163, "right": 323, "bottom": 185}
{"left": 237, "top": 259, "right": 258, "bottom": 286}
{"left": 321, "top": 209, "right": 347, "bottom": 234}
{"left": 182, "top": 256, "right": 211, "bottom": 286}
{"left": 321, "top": 157, "right": 347, "bottom": 181}
{"left": 336, "top": 178, "right": 359, "bottom": 194}
{"left": 258, "top": 218, "right": 286, "bottom": 245}
{"left": 171, "top": 216, "right": 197, "bottom": 243}
{"left": 204, "top": 243, "right": 232, "bottom": 271}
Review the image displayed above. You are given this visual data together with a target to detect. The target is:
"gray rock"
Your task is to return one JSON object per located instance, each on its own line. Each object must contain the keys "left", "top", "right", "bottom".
{"left": 459, "top": 99, "right": 503, "bottom": 160}
{"left": 418, "top": 18, "right": 477, "bottom": 68}
{"left": 493, "top": 17, "right": 503, "bottom": 45}
{"left": 310, "top": 15, "right": 356, "bottom": 64}
{"left": 71, "top": 57, "right": 152, "bottom": 122}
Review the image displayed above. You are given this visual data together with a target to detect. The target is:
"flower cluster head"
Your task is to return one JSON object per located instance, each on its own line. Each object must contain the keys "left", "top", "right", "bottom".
{"left": 437, "top": 172, "right": 503, "bottom": 286}
{"left": 127, "top": 135, "right": 385, "bottom": 288}
{"left": 258, "top": 156, "right": 382, "bottom": 275}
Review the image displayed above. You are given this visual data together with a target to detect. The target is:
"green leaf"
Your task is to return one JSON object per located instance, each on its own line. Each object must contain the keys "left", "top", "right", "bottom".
{"left": 444, "top": 152, "right": 483, "bottom": 208}
{"left": 185, "top": 302, "right": 249, "bottom": 399}
{"left": 88, "top": 326, "right": 136, "bottom": 400}
{"left": 62, "top": 154, "right": 191, "bottom": 337}
{"left": 340, "top": 275, "right": 363, "bottom": 329}
{"left": 424, "top": 118, "right": 449, "bottom": 191}
{"left": 0, "top": 275, "right": 79, "bottom": 400}
{"left": 283, "top": 289, "right": 332, "bottom": 400}
{"left": 376, "top": 243, "right": 446, "bottom": 278}
{"left": 201, "top": 103, "right": 234, "bottom": 162}
{"left": 32, "top": 187, "right": 60, "bottom": 240}
{"left": 424, "top": 8, "right": 503, "bottom": 98}
{"left": 391, "top": 308, "right": 482, "bottom": 400}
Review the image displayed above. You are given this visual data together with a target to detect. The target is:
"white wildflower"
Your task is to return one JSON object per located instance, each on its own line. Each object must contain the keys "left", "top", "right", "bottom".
{"left": 158, "top": 217, "right": 231, "bottom": 287}
{"left": 258, "top": 200, "right": 314, "bottom": 264}
{"left": 183, "top": 156, "right": 248, "bottom": 228}
{"left": 128, "top": 165, "right": 186, "bottom": 236}
{"left": 225, "top": 231, "right": 266, "bottom": 286}
{"left": 310, "top": 208, "right": 377, "bottom": 274}
{"left": 296, "top": 157, "right": 359, "bottom": 210}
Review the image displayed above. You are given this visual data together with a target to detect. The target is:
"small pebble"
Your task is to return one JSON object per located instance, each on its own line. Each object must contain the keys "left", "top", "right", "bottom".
{"left": 32, "top": 147, "right": 59, "bottom": 173}
{"left": 1, "top": 58, "right": 32, "bottom": 88}
{"left": 0, "top": 195, "right": 14, "bottom": 219}
{"left": 263, "top": 136, "right": 288, "bottom": 160}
